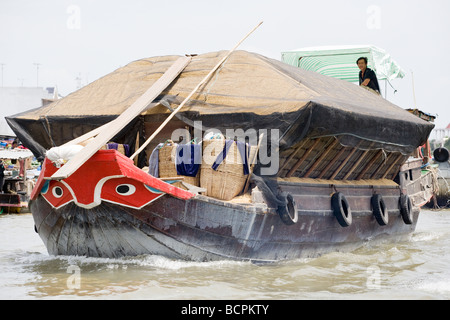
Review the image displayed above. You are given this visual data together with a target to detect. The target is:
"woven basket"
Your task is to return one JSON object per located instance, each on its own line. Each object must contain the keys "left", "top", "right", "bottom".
{"left": 158, "top": 143, "right": 200, "bottom": 188}
{"left": 200, "top": 139, "right": 254, "bottom": 201}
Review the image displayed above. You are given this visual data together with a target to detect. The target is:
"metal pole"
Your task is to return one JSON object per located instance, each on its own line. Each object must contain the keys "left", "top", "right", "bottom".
{"left": 385, "top": 80, "right": 387, "bottom": 100}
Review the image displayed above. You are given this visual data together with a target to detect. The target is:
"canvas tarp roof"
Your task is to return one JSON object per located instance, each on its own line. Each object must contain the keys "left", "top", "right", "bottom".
{"left": 6, "top": 50, "right": 433, "bottom": 163}
{"left": 281, "top": 45, "right": 406, "bottom": 83}
{"left": 0, "top": 148, "right": 33, "bottom": 160}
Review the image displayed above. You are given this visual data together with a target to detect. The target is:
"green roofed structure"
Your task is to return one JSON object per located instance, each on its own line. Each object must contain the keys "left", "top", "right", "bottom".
{"left": 281, "top": 45, "right": 406, "bottom": 84}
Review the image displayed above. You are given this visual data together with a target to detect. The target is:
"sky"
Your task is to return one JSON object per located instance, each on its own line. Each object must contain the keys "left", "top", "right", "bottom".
{"left": 1, "top": 0, "right": 449, "bottom": 131}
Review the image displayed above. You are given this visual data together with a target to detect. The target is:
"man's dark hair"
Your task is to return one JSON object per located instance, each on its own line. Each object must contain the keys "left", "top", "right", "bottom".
{"left": 357, "top": 57, "right": 368, "bottom": 64}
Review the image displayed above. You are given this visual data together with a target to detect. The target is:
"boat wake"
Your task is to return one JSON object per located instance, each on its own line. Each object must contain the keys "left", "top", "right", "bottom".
{"left": 12, "top": 251, "right": 250, "bottom": 272}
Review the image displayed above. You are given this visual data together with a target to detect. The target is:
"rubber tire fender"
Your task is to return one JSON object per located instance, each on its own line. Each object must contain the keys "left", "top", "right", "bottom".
{"left": 371, "top": 194, "right": 389, "bottom": 226}
{"left": 399, "top": 194, "right": 413, "bottom": 225}
{"left": 331, "top": 192, "right": 352, "bottom": 227}
{"left": 277, "top": 192, "right": 298, "bottom": 225}
{"left": 433, "top": 147, "right": 450, "bottom": 163}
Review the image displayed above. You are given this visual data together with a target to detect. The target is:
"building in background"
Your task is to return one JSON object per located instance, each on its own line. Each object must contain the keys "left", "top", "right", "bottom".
{"left": 432, "top": 123, "right": 450, "bottom": 147}
{"left": 0, "top": 87, "right": 58, "bottom": 212}
{"left": 0, "top": 87, "right": 58, "bottom": 137}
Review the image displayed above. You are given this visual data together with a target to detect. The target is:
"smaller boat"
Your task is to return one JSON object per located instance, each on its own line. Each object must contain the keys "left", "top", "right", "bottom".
{"left": 428, "top": 147, "right": 450, "bottom": 208}
{"left": 0, "top": 148, "right": 37, "bottom": 213}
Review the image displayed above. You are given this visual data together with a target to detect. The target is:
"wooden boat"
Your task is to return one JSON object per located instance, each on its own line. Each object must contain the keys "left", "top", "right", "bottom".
{"left": 7, "top": 38, "right": 436, "bottom": 261}
{"left": 0, "top": 148, "right": 36, "bottom": 213}
{"left": 27, "top": 146, "right": 432, "bottom": 262}
{"left": 427, "top": 147, "right": 450, "bottom": 208}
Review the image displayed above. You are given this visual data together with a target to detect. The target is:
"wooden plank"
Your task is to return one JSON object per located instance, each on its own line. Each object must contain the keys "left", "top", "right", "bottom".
{"left": 370, "top": 153, "right": 392, "bottom": 179}
{"left": 303, "top": 138, "right": 338, "bottom": 178}
{"left": 343, "top": 149, "right": 370, "bottom": 180}
{"left": 286, "top": 139, "right": 321, "bottom": 178}
{"left": 160, "top": 177, "right": 184, "bottom": 181}
{"left": 133, "top": 130, "right": 140, "bottom": 166}
{"left": 356, "top": 149, "right": 383, "bottom": 180}
{"left": 317, "top": 146, "right": 347, "bottom": 179}
{"left": 61, "top": 123, "right": 110, "bottom": 147}
{"left": 329, "top": 142, "right": 362, "bottom": 180}
{"left": 381, "top": 154, "right": 404, "bottom": 179}
{"left": 399, "top": 158, "right": 423, "bottom": 172}
{"left": 277, "top": 139, "right": 308, "bottom": 176}
{"left": 50, "top": 56, "right": 192, "bottom": 180}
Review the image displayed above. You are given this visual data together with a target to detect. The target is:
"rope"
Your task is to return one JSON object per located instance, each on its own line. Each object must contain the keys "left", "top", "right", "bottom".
{"left": 203, "top": 56, "right": 230, "bottom": 102}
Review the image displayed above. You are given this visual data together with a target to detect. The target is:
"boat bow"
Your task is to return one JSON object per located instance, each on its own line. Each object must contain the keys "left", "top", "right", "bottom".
{"left": 31, "top": 150, "right": 195, "bottom": 209}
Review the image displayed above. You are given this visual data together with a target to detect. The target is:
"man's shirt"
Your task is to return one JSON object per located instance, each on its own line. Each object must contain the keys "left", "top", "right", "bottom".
{"left": 359, "top": 67, "right": 380, "bottom": 93}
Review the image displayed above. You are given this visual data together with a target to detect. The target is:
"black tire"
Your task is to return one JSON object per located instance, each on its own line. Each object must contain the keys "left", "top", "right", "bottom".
{"left": 277, "top": 193, "right": 298, "bottom": 225}
{"left": 433, "top": 148, "right": 450, "bottom": 163}
{"left": 371, "top": 194, "right": 389, "bottom": 226}
{"left": 331, "top": 192, "right": 352, "bottom": 227}
{"left": 399, "top": 194, "right": 413, "bottom": 225}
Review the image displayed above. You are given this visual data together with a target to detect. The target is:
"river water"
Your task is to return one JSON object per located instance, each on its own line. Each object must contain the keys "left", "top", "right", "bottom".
{"left": 1, "top": 210, "right": 450, "bottom": 300}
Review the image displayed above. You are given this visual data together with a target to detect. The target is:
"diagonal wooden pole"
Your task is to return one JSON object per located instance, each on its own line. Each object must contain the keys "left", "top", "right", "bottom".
{"left": 242, "top": 133, "right": 264, "bottom": 195}
{"left": 130, "top": 21, "right": 264, "bottom": 161}
{"left": 50, "top": 55, "right": 192, "bottom": 180}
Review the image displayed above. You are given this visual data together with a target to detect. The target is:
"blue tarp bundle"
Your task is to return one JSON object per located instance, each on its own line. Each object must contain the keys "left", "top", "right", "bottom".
{"left": 149, "top": 141, "right": 249, "bottom": 178}
{"left": 176, "top": 144, "right": 202, "bottom": 177}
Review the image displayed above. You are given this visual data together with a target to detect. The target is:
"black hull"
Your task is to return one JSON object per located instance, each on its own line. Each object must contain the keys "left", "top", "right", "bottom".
{"left": 31, "top": 181, "right": 418, "bottom": 262}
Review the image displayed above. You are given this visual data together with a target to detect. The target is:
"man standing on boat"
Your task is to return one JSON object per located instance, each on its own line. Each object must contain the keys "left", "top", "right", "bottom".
{"left": 357, "top": 57, "right": 381, "bottom": 95}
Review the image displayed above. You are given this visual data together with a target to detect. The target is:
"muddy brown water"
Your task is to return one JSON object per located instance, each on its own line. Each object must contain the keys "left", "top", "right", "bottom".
{"left": 1, "top": 210, "right": 450, "bottom": 300}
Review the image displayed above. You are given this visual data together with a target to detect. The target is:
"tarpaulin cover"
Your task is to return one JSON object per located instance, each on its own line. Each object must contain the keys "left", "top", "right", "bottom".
{"left": 6, "top": 50, "right": 433, "bottom": 161}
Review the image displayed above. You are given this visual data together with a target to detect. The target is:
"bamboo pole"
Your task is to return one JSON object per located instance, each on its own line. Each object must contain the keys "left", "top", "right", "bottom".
{"left": 60, "top": 123, "right": 109, "bottom": 147}
{"left": 130, "top": 21, "right": 264, "bottom": 161}
{"left": 50, "top": 55, "right": 192, "bottom": 180}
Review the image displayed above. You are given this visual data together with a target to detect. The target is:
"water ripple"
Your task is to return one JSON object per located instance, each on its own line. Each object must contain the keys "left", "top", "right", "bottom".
{"left": 1, "top": 210, "right": 450, "bottom": 299}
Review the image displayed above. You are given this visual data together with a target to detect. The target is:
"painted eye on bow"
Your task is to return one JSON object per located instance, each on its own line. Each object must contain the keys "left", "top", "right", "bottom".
{"left": 52, "top": 186, "right": 64, "bottom": 198}
{"left": 100, "top": 177, "right": 165, "bottom": 209}
{"left": 115, "top": 184, "right": 136, "bottom": 196}
{"left": 41, "top": 180, "right": 74, "bottom": 209}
